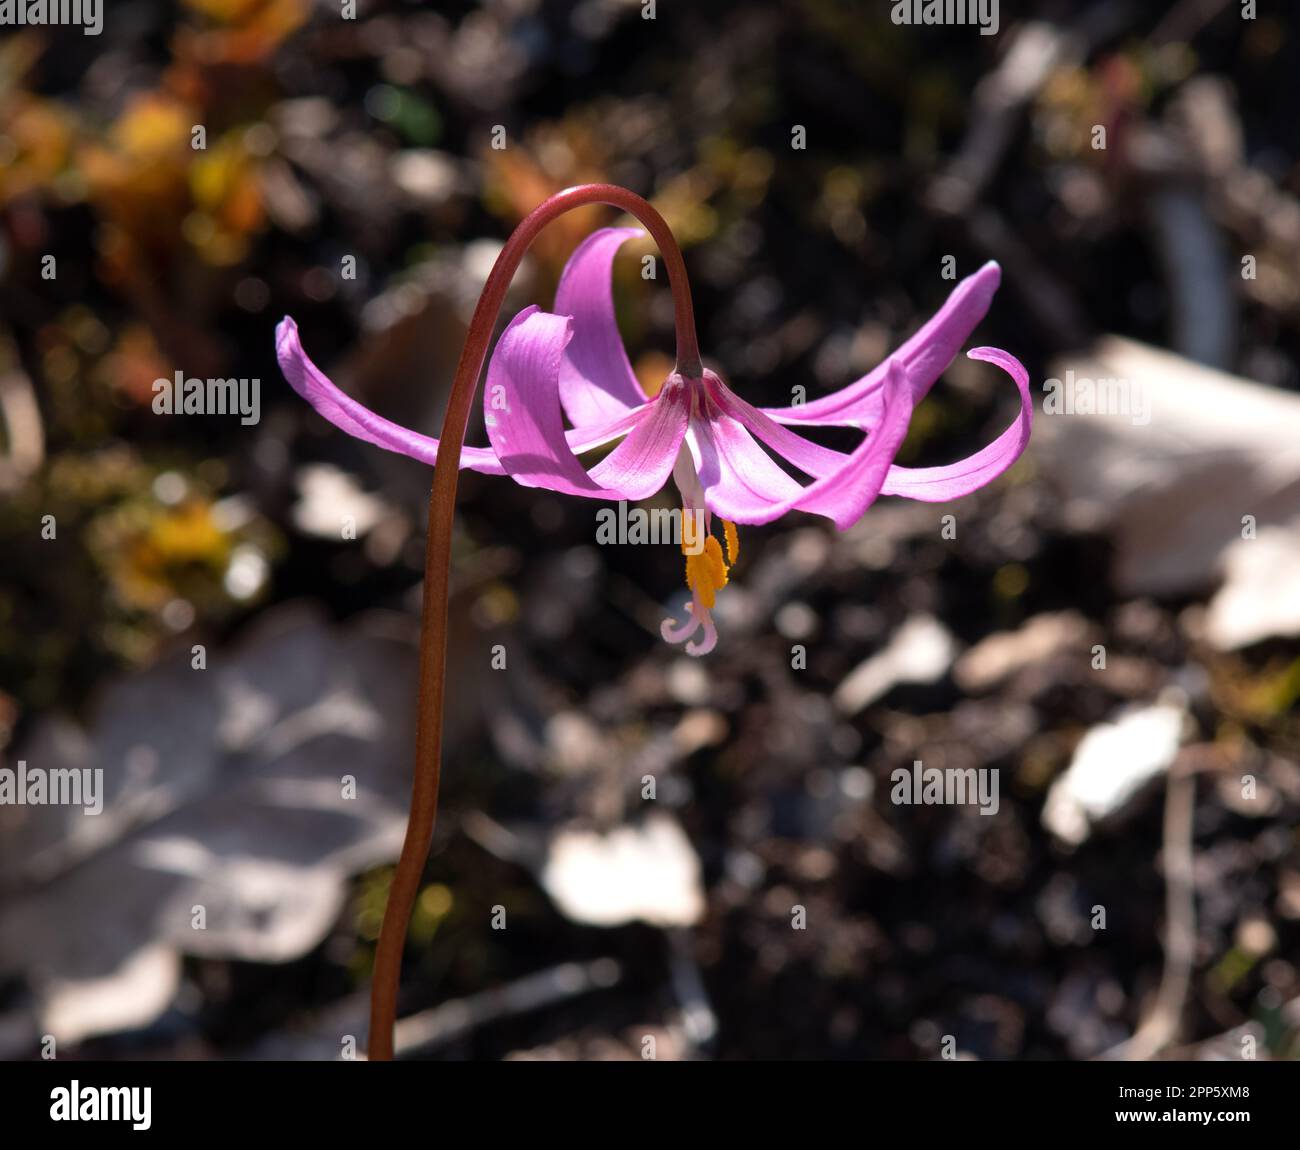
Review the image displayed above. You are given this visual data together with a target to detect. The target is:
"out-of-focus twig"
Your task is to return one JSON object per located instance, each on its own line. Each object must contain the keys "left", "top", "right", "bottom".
{"left": 926, "top": 8, "right": 1135, "bottom": 350}
{"left": 1101, "top": 767, "right": 1197, "bottom": 1061}
{"left": 967, "top": 208, "right": 1090, "bottom": 348}
{"left": 927, "top": 3, "right": 1133, "bottom": 217}
{"left": 242, "top": 958, "right": 622, "bottom": 1060}
{"left": 1148, "top": 186, "right": 1234, "bottom": 368}
{"left": 393, "top": 958, "right": 622, "bottom": 1057}
{"left": 928, "top": 22, "right": 1080, "bottom": 218}
{"left": 667, "top": 927, "right": 717, "bottom": 1055}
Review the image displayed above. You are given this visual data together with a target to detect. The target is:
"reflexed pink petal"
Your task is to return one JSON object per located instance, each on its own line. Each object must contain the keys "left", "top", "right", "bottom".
{"left": 555, "top": 227, "right": 651, "bottom": 426}
{"left": 783, "top": 357, "right": 916, "bottom": 529}
{"left": 687, "top": 387, "right": 804, "bottom": 524}
{"left": 706, "top": 373, "right": 848, "bottom": 479}
{"left": 761, "top": 261, "right": 1002, "bottom": 429}
{"left": 587, "top": 379, "right": 689, "bottom": 500}
{"left": 700, "top": 358, "right": 916, "bottom": 529}
{"left": 485, "top": 307, "right": 684, "bottom": 502}
{"left": 566, "top": 404, "right": 648, "bottom": 454}
{"left": 881, "top": 346, "right": 1032, "bottom": 500}
{"left": 486, "top": 306, "right": 609, "bottom": 495}
{"left": 276, "top": 316, "right": 505, "bottom": 474}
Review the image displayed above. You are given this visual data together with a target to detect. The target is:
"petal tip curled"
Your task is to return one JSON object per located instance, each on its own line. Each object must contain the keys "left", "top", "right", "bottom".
{"left": 273, "top": 312, "right": 505, "bottom": 474}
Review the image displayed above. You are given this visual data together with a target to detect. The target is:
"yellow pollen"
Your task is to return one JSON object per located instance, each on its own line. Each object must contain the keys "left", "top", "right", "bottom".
{"left": 684, "top": 536, "right": 728, "bottom": 609}
{"left": 679, "top": 510, "right": 741, "bottom": 609}
{"left": 723, "top": 519, "right": 740, "bottom": 564}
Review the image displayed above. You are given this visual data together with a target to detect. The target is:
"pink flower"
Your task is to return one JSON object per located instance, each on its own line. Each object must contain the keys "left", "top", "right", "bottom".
{"left": 277, "top": 228, "right": 1031, "bottom": 655}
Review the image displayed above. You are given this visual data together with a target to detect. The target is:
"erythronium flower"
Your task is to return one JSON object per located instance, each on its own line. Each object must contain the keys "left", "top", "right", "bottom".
{"left": 277, "top": 230, "right": 1031, "bottom": 656}
{"left": 280, "top": 185, "right": 1026, "bottom": 1064}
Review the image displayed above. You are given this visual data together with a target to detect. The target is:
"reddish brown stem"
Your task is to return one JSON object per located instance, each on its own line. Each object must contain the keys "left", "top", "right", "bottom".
{"left": 368, "top": 184, "right": 699, "bottom": 1060}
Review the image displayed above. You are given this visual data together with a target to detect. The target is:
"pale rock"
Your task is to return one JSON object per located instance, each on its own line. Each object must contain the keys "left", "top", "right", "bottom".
{"left": 833, "top": 614, "right": 957, "bottom": 714}
{"left": 541, "top": 814, "right": 705, "bottom": 928}
{"left": 1042, "top": 700, "right": 1187, "bottom": 845}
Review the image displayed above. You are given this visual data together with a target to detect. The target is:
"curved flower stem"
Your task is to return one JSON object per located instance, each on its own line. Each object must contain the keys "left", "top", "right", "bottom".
{"left": 368, "top": 184, "right": 700, "bottom": 1060}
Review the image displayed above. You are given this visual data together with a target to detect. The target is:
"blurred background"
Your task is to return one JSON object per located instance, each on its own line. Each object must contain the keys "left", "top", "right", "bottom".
{"left": 1, "top": 0, "right": 1299, "bottom": 1061}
